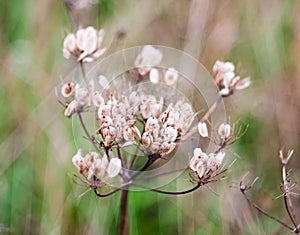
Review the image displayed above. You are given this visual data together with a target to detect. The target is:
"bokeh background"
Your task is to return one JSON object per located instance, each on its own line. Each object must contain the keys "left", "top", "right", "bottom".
{"left": 0, "top": 0, "right": 300, "bottom": 234}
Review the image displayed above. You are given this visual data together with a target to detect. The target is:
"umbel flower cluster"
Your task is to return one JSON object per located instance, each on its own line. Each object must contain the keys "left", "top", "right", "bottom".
{"left": 60, "top": 26, "right": 250, "bottom": 196}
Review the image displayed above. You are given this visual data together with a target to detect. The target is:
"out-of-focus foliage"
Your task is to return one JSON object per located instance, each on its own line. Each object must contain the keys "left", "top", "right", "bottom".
{"left": 0, "top": 0, "right": 299, "bottom": 234}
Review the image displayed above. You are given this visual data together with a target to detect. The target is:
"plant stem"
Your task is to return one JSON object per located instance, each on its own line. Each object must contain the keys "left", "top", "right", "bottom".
{"left": 132, "top": 182, "right": 201, "bottom": 195}
{"left": 282, "top": 163, "right": 300, "bottom": 232}
{"left": 77, "top": 112, "right": 99, "bottom": 151}
{"left": 118, "top": 188, "right": 129, "bottom": 235}
{"left": 241, "top": 191, "right": 294, "bottom": 231}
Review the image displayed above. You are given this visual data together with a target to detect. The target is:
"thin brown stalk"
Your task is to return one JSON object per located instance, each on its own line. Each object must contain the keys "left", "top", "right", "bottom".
{"left": 282, "top": 163, "right": 300, "bottom": 231}
{"left": 241, "top": 191, "right": 294, "bottom": 231}
{"left": 132, "top": 182, "right": 202, "bottom": 195}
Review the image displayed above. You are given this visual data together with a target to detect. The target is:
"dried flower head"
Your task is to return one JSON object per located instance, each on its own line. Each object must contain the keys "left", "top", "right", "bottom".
{"left": 213, "top": 60, "right": 250, "bottom": 96}
{"left": 63, "top": 26, "right": 106, "bottom": 62}
{"left": 189, "top": 147, "right": 225, "bottom": 182}
{"left": 72, "top": 149, "right": 121, "bottom": 180}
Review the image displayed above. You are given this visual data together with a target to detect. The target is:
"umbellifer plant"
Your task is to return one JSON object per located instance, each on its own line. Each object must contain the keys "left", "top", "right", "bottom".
{"left": 59, "top": 3, "right": 251, "bottom": 234}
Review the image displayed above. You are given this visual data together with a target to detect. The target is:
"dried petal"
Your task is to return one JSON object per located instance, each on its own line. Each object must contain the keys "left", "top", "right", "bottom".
{"left": 218, "top": 123, "right": 231, "bottom": 139}
{"left": 61, "top": 82, "right": 75, "bottom": 97}
{"left": 235, "top": 77, "right": 251, "bottom": 90}
{"left": 198, "top": 122, "right": 208, "bottom": 138}
{"left": 149, "top": 68, "right": 159, "bottom": 84}
{"left": 106, "top": 158, "right": 122, "bottom": 178}
{"left": 64, "top": 100, "right": 78, "bottom": 117}
{"left": 164, "top": 67, "right": 178, "bottom": 86}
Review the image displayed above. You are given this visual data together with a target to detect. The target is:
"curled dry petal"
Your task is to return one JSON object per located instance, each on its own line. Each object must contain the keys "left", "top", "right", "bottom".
{"left": 198, "top": 122, "right": 208, "bottom": 138}
{"left": 61, "top": 82, "right": 75, "bottom": 97}
{"left": 235, "top": 77, "right": 251, "bottom": 90}
{"left": 106, "top": 158, "right": 122, "bottom": 178}
{"left": 164, "top": 67, "right": 178, "bottom": 86}
{"left": 72, "top": 149, "right": 84, "bottom": 169}
{"left": 141, "top": 131, "right": 153, "bottom": 148}
{"left": 64, "top": 100, "right": 78, "bottom": 117}
{"left": 62, "top": 33, "right": 76, "bottom": 59}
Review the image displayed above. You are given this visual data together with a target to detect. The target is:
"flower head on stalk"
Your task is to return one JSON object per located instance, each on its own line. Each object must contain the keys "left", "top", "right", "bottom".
{"left": 63, "top": 26, "right": 106, "bottom": 62}
{"left": 215, "top": 122, "right": 248, "bottom": 149}
{"left": 189, "top": 147, "right": 226, "bottom": 184}
{"left": 212, "top": 60, "right": 250, "bottom": 97}
{"left": 72, "top": 149, "right": 121, "bottom": 188}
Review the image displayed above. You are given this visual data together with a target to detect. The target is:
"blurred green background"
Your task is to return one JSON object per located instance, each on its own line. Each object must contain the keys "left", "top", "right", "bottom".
{"left": 0, "top": 0, "right": 299, "bottom": 234}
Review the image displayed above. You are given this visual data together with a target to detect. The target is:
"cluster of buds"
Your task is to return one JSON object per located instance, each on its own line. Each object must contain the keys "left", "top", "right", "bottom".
{"left": 142, "top": 100, "right": 195, "bottom": 155}
{"left": 213, "top": 60, "right": 250, "bottom": 97}
{"left": 189, "top": 148, "right": 225, "bottom": 182}
{"left": 188, "top": 122, "right": 232, "bottom": 182}
{"left": 63, "top": 26, "right": 106, "bottom": 62}
{"left": 97, "top": 91, "right": 141, "bottom": 147}
{"left": 95, "top": 90, "right": 195, "bottom": 155}
{"left": 72, "top": 149, "right": 121, "bottom": 181}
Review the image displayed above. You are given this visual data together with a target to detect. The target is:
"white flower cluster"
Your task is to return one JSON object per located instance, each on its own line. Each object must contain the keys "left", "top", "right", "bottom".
{"left": 61, "top": 78, "right": 195, "bottom": 156}
{"left": 189, "top": 148, "right": 225, "bottom": 180}
{"left": 72, "top": 149, "right": 121, "bottom": 180}
{"left": 141, "top": 100, "right": 194, "bottom": 155}
{"left": 63, "top": 26, "right": 106, "bottom": 62}
{"left": 96, "top": 92, "right": 195, "bottom": 156}
{"left": 213, "top": 60, "right": 250, "bottom": 96}
{"left": 135, "top": 45, "right": 179, "bottom": 86}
